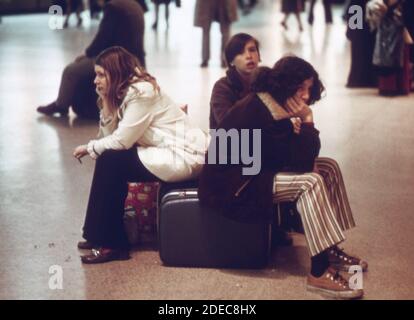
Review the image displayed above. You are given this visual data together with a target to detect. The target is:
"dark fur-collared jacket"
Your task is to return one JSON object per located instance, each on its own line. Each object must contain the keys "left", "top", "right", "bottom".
{"left": 209, "top": 66, "right": 249, "bottom": 129}
{"left": 198, "top": 92, "right": 321, "bottom": 222}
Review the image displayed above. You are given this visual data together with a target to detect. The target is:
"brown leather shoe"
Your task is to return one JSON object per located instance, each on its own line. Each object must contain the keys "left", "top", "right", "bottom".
{"left": 37, "top": 102, "right": 68, "bottom": 116}
{"left": 328, "top": 247, "right": 368, "bottom": 272}
{"left": 307, "top": 267, "right": 364, "bottom": 299}
{"left": 77, "top": 240, "right": 96, "bottom": 250}
{"left": 81, "top": 248, "right": 130, "bottom": 264}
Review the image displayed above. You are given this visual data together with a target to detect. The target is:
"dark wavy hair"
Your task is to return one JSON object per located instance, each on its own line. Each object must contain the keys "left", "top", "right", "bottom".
{"left": 252, "top": 55, "right": 325, "bottom": 106}
{"left": 95, "top": 46, "right": 159, "bottom": 113}
{"left": 224, "top": 33, "right": 261, "bottom": 66}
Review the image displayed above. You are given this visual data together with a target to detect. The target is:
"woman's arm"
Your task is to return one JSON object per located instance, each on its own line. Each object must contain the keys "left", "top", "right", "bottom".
{"left": 210, "top": 79, "right": 238, "bottom": 128}
{"left": 86, "top": 87, "right": 156, "bottom": 159}
{"left": 289, "top": 122, "right": 321, "bottom": 172}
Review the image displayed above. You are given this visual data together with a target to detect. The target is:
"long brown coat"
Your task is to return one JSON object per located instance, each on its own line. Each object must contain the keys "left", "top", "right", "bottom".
{"left": 194, "top": 0, "right": 238, "bottom": 28}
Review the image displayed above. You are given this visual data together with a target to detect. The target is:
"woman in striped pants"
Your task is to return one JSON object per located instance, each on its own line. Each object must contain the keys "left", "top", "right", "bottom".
{"left": 274, "top": 157, "right": 355, "bottom": 258}
{"left": 266, "top": 57, "right": 368, "bottom": 299}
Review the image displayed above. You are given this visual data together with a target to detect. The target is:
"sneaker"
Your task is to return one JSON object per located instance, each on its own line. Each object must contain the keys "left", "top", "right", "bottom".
{"left": 307, "top": 267, "right": 364, "bottom": 299}
{"left": 328, "top": 247, "right": 368, "bottom": 272}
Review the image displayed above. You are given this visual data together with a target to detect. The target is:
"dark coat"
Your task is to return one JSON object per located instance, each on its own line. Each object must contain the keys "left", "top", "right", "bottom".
{"left": 85, "top": 0, "right": 146, "bottom": 67}
{"left": 209, "top": 67, "right": 249, "bottom": 129}
{"left": 403, "top": 0, "right": 414, "bottom": 62}
{"left": 198, "top": 93, "right": 321, "bottom": 223}
{"left": 194, "top": 0, "right": 238, "bottom": 28}
{"left": 345, "top": 0, "right": 377, "bottom": 87}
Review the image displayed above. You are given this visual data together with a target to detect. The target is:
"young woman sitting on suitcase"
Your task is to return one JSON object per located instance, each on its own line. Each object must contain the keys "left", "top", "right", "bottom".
{"left": 73, "top": 46, "right": 209, "bottom": 264}
{"left": 199, "top": 56, "right": 368, "bottom": 299}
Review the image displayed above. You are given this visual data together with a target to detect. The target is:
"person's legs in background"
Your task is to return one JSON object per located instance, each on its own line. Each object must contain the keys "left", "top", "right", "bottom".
{"left": 308, "top": 0, "right": 316, "bottom": 25}
{"left": 63, "top": 0, "right": 73, "bottom": 28}
{"left": 165, "top": 2, "right": 170, "bottom": 28}
{"left": 220, "top": 22, "right": 230, "bottom": 68}
{"left": 295, "top": 12, "right": 303, "bottom": 31}
{"left": 75, "top": 0, "right": 83, "bottom": 27}
{"left": 323, "top": 0, "right": 333, "bottom": 23}
{"left": 281, "top": 13, "right": 289, "bottom": 30}
{"left": 37, "top": 56, "right": 95, "bottom": 116}
{"left": 152, "top": 3, "right": 159, "bottom": 29}
{"left": 201, "top": 22, "right": 211, "bottom": 67}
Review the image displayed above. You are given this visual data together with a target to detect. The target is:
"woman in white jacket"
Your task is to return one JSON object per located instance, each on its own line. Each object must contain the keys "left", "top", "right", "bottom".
{"left": 73, "top": 46, "right": 209, "bottom": 264}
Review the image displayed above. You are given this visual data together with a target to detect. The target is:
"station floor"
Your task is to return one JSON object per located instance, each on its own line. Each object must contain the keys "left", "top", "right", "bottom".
{"left": 0, "top": 0, "right": 413, "bottom": 299}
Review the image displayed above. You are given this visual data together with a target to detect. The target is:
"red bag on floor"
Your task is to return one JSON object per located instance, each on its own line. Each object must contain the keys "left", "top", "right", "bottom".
{"left": 124, "top": 182, "right": 160, "bottom": 245}
{"left": 378, "top": 45, "right": 412, "bottom": 96}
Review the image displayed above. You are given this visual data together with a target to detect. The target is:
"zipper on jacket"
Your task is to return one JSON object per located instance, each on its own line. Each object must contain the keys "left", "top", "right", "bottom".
{"left": 234, "top": 177, "right": 253, "bottom": 197}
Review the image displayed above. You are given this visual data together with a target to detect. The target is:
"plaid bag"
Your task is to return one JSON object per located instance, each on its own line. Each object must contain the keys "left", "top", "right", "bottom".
{"left": 124, "top": 182, "right": 160, "bottom": 244}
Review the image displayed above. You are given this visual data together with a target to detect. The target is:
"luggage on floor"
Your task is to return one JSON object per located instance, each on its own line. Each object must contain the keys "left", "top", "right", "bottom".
{"left": 378, "top": 45, "right": 412, "bottom": 96}
{"left": 123, "top": 182, "right": 160, "bottom": 245}
{"left": 158, "top": 188, "right": 271, "bottom": 268}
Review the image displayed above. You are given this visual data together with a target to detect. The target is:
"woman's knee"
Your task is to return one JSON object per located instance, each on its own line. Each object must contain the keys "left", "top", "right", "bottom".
{"left": 301, "top": 172, "right": 325, "bottom": 192}
{"left": 317, "top": 157, "right": 341, "bottom": 175}
{"left": 95, "top": 149, "right": 132, "bottom": 171}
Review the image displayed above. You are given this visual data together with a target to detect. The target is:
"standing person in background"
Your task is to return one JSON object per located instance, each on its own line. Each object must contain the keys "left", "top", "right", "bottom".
{"left": 194, "top": 0, "right": 238, "bottom": 68}
{"left": 367, "top": 0, "right": 411, "bottom": 96}
{"left": 37, "top": 0, "right": 146, "bottom": 119}
{"left": 402, "top": 0, "right": 414, "bottom": 90}
{"left": 89, "top": 0, "right": 102, "bottom": 20}
{"left": 151, "top": 0, "right": 180, "bottom": 30}
{"left": 345, "top": 0, "right": 377, "bottom": 88}
{"left": 280, "top": 0, "right": 304, "bottom": 32}
{"left": 63, "top": 0, "right": 84, "bottom": 28}
{"left": 308, "top": 0, "right": 333, "bottom": 25}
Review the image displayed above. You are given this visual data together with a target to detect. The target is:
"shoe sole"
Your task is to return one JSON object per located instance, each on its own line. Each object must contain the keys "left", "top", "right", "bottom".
{"left": 307, "top": 285, "right": 364, "bottom": 299}
{"left": 81, "top": 252, "right": 130, "bottom": 264}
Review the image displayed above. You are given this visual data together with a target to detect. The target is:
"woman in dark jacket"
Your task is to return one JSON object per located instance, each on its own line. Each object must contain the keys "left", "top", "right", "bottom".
{"left": 199, "top": 56, "right": 367, "bottom": 299}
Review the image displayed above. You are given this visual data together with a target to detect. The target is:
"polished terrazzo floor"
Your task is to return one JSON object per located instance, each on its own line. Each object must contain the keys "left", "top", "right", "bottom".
{"left": 0, "top": 0, "right": 413, "bottom": 300}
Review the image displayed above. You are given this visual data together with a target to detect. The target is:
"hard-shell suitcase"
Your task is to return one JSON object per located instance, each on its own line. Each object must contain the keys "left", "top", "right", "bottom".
{"left": 159, "top": 188, "right": 271, "bottom": 268}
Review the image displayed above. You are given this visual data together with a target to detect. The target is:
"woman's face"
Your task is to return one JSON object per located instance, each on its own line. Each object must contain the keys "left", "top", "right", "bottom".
{"left": 232, "top": 40, "right": 260, "bottom": 77}
{"left": 294, "top": 78, "right": 314, "bottom": 104}
{"left": 94, "top": 65, "right": 110, "bottom": 97}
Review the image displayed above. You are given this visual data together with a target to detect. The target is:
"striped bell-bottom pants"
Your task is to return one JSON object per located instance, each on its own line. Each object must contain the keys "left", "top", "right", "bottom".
{"left": 273, "top": 157, "right": 356, "bottom": 257}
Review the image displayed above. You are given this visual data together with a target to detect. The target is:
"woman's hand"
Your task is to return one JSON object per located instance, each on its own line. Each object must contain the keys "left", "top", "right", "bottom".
{"left": 285, "top": 97, "right": 314, "bottom": 123}
{"left": 290, "top": 117, "right": 302, "bottom": 135}
{"left": 73, "top": 145, "right": 88, "bottom": 161}
{"left": 285, "top": 97, "right": 312, "bottom": 121}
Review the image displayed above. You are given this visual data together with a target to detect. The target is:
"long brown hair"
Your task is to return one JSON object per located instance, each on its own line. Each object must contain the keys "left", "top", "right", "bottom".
{"left": 95, "top": 46, "right": 159, "bottom": 113}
